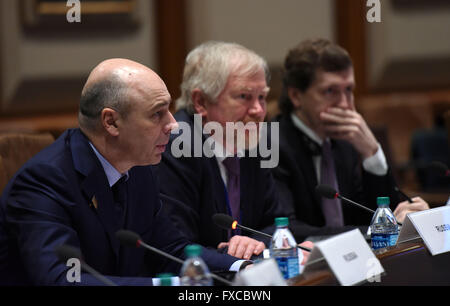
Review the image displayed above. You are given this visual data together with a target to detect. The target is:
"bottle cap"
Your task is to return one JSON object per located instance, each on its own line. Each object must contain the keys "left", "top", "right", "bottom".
{"left": 157, "top": 273, "right": 173, "bottom": 286}
{"left": 377, "top": 197, "right": 390, "bottom": 206}
{"left": 184, "top": 244, "right": 202, "bottom": 257}
{"left": 275, "top": 217, "right": 289, "bottom": 227}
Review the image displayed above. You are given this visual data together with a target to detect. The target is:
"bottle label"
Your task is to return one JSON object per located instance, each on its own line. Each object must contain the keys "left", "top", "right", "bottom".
{"left": 275, "top": 256, "right": 299, "bottom": 279}
{"left": 371, "top": 233, "right": 398, "bottom": 250}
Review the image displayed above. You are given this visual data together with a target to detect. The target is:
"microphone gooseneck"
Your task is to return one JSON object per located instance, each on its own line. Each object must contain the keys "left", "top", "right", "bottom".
{"left": 115, "top": 229, "right": 233, "bottom": 286}
{"left": 315, "top": 184, "right": 402, "bottom": 226}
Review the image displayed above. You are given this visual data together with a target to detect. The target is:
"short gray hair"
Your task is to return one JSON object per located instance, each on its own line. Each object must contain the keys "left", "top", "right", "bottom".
{"left": 78, "top": 75, "right": 129, "bottom": 131}
{"left": 176, "top": 41, "right": 270, "bottom": 113}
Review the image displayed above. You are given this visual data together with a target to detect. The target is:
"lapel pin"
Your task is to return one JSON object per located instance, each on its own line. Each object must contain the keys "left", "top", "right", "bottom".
{"left": 90, "top": 196, "right": 98, "bottom": 210}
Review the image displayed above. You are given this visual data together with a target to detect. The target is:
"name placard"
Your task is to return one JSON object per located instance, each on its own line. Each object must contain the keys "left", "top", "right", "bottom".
{"left": 303, "top": 229, "right": 384, "bottom": 286}
{"left": 397, "top": 206, "right": 450, "bottom": 256}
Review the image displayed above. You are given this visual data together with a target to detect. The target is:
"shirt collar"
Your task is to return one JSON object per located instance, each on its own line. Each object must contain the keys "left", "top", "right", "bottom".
{"left": 207, "top": 137, "right": 244, "bottom": 163}
{"left": 290, "top": 112, "right": 325, "bottom": 146}
{"left": 89, "top": 142, "right": 129, "bottom": 187}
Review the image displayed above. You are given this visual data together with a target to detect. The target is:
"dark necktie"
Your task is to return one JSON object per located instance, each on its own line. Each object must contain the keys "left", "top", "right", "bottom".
{"left": 112, "top": 176, "right": 128, "bottom": 228}
{"left": 320, "top": 140, "right": 344, "bottom": 227}
{"left": 222, "top": 157, "right": 241, "bottom": 222}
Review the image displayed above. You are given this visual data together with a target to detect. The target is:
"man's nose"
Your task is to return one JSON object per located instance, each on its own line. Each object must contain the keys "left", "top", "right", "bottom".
{"left": 337, "top": 91, "right": 352, "bottom": 109}
{"left": 164, "top": 112, "right": 179, "bottom": 133}
{"left": 248, "top": 98, "right": 265, "bottom": 117}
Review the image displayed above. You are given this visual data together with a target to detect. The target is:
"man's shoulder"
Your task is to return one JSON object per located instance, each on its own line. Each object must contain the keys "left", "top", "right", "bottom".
{"left": 270, "top": 113, "right": 293, "bottom": 130}
{"left": 163, "top": 109, "right": 212, "bottom": 167}
{"left": 270, "top": 116, "right": 306, "bottom": 163}
{"left": 173, "top": 108, "right": 193, "bottom": 124}
{"left": 270, "top": 113, "right": 301, "bottom": 147}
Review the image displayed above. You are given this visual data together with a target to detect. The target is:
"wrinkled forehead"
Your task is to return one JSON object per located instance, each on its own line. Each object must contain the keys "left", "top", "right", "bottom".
{"left": 226, "top": 68, "right": 270, "bottom": 93}
{"left": 129, "top": 74, "right": 171, "bottom": 109}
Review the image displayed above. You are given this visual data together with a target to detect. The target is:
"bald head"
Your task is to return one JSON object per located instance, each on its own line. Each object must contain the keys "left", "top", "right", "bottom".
{"left": 79, "top": 58, "right": 167, "bottom": 132}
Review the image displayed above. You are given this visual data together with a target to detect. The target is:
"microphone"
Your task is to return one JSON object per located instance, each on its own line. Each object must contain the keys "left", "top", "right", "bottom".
{"left": 115, "top": 230, "right": 232, "bottom": 286}
{"left": 315, "top": 184, "right": 402, "bottom": 226}
{"left": 55, "top": 244, "right": 117, "bottom": 286}
{"left": 212, "top": 213, "right": 312, "bottom": 253}
{"left": 428, "top": 161, "right": 450, "bottom": 177}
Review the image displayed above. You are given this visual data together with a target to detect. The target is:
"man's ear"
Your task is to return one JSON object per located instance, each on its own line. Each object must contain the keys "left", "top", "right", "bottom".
{"left": 191, "top": 89, "right": 208, "bottom": 117}
{"left": 287, "top": 87, "right": 303, "bottom": 109}
{"left": 101, "top": 108, "right": 120, "bottom": 136}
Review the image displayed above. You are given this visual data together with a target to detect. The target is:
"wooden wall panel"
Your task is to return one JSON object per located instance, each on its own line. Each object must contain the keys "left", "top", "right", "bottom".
{"left": 155, "top": 0, "right": 187, "bottom": 112}
{"left": 335, "top": 0, "right": 367, "bottom": 97}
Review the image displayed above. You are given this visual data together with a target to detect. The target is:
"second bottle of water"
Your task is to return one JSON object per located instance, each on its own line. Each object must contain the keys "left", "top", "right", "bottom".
{"left": 270, "top": 217, "right": 301, "bottom": 279}
{"left": 370, "top": 197, "right": 399, "bottom": 250}
{"left": 180, "top": 244, "right": 213, "bottom": 286}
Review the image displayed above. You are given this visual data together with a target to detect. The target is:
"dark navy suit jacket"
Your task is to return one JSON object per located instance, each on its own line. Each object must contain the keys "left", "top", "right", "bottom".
{"left": 156, "top": 109, "right": 284, "bottom": 248}
{"left": 271, "top": 114, "right": 399, "bottom": 240}
{"left": 0, "top": 129, "right": 237, "bottom": 285}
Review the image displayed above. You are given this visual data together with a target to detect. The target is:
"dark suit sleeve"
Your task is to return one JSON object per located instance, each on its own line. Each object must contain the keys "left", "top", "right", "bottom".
{"left": 273, "top": 169, "right": 358, "bottom": 241}
{"left": 343, "top": 147, "right": 400, "bottom": 224}
{"left": 361, "top": 168, "right": 399, "bottom": 210}
{"left": 271, "top": 145, "right": 364, "bottom": 241}
{"left": 330, "top": 143, "right": 400, "bottom": 226}
{"left": 4, "top": 163, "right": 155, "bottom": 286}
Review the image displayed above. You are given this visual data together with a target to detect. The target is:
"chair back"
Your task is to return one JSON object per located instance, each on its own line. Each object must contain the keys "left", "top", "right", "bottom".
{"left": 0, "top": 133, "right": 54, "bottom": 193}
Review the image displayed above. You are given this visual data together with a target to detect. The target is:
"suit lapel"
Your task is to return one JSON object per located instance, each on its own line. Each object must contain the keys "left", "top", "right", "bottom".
{"left": 124, "top": 167, "right": 154, "bottom": 236}
{"left": 280, "top": 115, "right": 324, "bottom": 224}
{"left": 209, "top": 157, "right": 229, "bottom": 216}
{"left": 239, "top": 158, "right": 252, "bottom": 226}
{"left": 70, "top": 129, "right": 121, "bottom": 260}
{"left": 207, "top": 151, "right": 232, "bottom": 242}
{"left": 290, "top": 125, "right": 320, "bottom": 205}
{"left": 183, "top": 110, "right": 230, "bottom": 217}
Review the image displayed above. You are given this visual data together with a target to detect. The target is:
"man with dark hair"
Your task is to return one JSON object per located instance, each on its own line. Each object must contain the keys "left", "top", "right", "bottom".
{"left": 0, "top": 58, "right": 246, "bottom": 285}
{"left": 272, "top": 39, "right": 428, "bottom": 240}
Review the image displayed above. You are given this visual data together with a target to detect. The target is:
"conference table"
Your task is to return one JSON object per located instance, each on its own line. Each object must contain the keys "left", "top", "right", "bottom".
{"left": 290, "top": 238, "right": 450, "bottom": 286}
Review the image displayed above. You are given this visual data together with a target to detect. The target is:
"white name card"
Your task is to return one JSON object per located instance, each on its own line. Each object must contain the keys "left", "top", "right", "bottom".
{"left": 233, "top": 258, "right": 287, "bottom": 286}
{"left": 397, "top": 206, "right": 450, "bottom": 256}
{"left": 303, "top": 229, "right": 384, "bottom": 286}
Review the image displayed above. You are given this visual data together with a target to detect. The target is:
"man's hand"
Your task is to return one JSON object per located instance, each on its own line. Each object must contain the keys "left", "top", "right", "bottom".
{"left": 394, "top": 197, "right": 430, "bottom": 224}
{"left": 217, "top": 235, "right": 265, "bottom": 260}
{"left": 320, "top": 107, "right": 378, "bottom": 159}
{"left": 298, "top": 241, "right": 314, "bottom": 265}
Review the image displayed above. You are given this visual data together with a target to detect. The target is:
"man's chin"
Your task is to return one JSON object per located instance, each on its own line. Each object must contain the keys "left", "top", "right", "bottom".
{"left": 147, "top": 155, "right": 162, "bottom": 166}
{"left": 234, "top": 134, "right": 261, "bottom": 153}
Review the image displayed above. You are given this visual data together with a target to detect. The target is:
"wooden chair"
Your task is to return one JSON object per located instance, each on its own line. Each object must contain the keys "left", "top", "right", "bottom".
{"left": 0, "top": 133, "right": 54, "bottom": 193}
